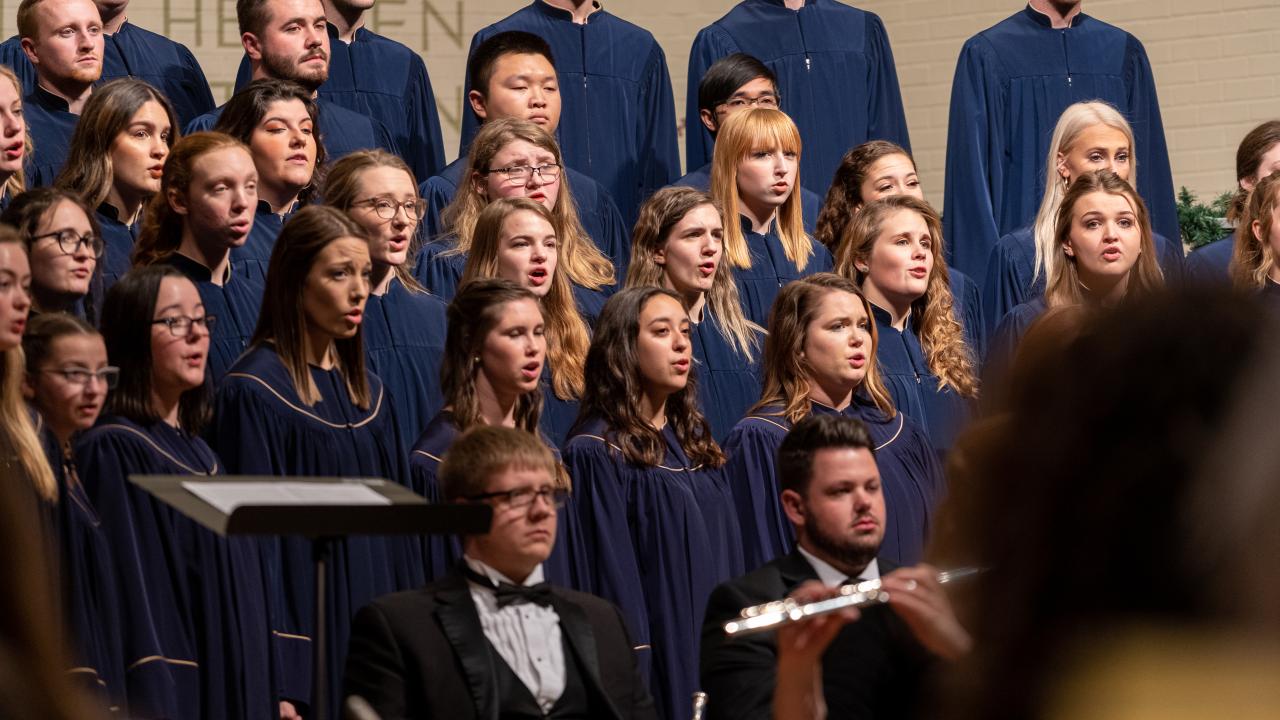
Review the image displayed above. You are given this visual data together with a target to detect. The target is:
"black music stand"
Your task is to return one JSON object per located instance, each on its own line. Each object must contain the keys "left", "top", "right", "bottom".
{"left": 130, "top": 474, "right": 492, "bottom": 720}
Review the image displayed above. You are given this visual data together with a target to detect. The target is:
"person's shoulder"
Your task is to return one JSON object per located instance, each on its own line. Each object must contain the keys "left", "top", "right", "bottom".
{"left": 78, "top": 414, "right": 149, "bottom": 447}
{"left": 122, "top": 21, "right": 191, "bottom": 53}
{"left": 357, "top": 27, "right": 417, "bottom": 60}
{"left": 564, "top": 419, "right": 615, "bottom": 454}
{"left": 710, "top": 554, "right": 791, "bottom": 607}
{"left": 411, "top": 412, "right": 459, "bottom": 456}
{"left": 727, "top": 407, "right": 791, "bottom": 442}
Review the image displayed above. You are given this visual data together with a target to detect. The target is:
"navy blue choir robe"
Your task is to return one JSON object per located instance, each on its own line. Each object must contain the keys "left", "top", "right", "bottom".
{"left": 943, "top": 5, "right": 1177, "bottom": 282}
{"left": 732, "top": 216, "right": 834, "bottom": 326}
{"left": 674, "top": 161, "right": 823, "bottom": 234}
{"left": 950, "top": 267, "right": 986, "bottom": 356}
{"left": 362, "top": 277, "right": 448, "bottom": 451}
{"left": 233, "top": 23, "right": 445, "bottom": 181}
{"left": 685, "top": 0, "right": 910, "bottom": 194}
{"left": 40, "top": 426, "right": 127, "bottom": 712}
{"left": 460, "top": 2, "right": 681, "bottom": 223}
{"left": 75, "top": 416, "right": 276, "bottom": 720}
{"left": 211, "top": 345, "right": 424, "bottom": 712}
{"left": 234, "top": 201, "right": 295, "bottom": 282}
{"left": 411, "top": 236, "right": 611, "bottom": 323}
{"left": 983, "top": 296, "right": 1047, "bottom": 389}
{"left": 0, "top": 22, "right": 214, "bottom": 127}
{"left": 980, "top": 225, "right": 1183, "bottom": 336}
{"left": 721, "top": 399, "right": 943, "bottom": 570}
{"left": 1260, "top": 278, "right": 1280, "bottom": 313}
{"left": 1185, "top": 232, "right": 1235, "bottom": 286}
{"left": 558, "top": 417, "right": 743, "bottom": 720}
{"left": 185, "top": 97, "right": 397, "bottom": 164}
{"left": 691, "top": 307, "right": 761, "bottom": 443}
{"left": 419, "top": 157, "right": 632, "bottom": 272}
{"left": 97, "top": 204, "right": 139, "bottom": 290}
{"left": 161, "top": 252, "right": 265, "bottom": 383}
{"left": 23, "top": 86, "right": 79, "bottom": 187}
{"left": 539, "top": 363, "right": 581, "bottom": 450}
{"left": 869, "top": 303, "right": 976, "bottom": 457}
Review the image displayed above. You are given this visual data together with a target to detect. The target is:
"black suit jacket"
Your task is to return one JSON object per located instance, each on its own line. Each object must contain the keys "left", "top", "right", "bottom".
{"left": 342, "top": 570, "right": 657, "bottom": 720}
{"left": 699, "top": 551, "right": 933, "bottom": 720}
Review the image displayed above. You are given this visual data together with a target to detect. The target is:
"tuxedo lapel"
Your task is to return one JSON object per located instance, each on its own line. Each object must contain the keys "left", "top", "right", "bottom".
{"left": 435, "top": 574, "right": 498, "bottom": 720}
{"left": 777, "top": 550, "right": 822, "bottom": 592}
{"left": 550, "top": 592, "right": 624, "bottom": 720}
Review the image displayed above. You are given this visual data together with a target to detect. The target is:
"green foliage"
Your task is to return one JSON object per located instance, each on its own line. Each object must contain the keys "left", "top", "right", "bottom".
{"left": 1176, "top": 187, "right": 1235, "bottom": 250}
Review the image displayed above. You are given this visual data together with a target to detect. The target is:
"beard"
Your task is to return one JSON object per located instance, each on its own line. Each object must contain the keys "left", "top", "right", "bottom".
{"left": 261, "top": 47, "right": 329, "bottom": 92}
{"left": 805, "top": 515, "right": 881, "bottom": 576}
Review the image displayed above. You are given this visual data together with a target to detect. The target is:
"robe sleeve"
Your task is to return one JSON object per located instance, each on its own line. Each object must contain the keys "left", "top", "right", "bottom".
{"left": 176, "top": 44, "right": 217, "bottom": 122}
{"left": 559, "top": 439, "right": 651, "bottom": 653}
{"left": 980, "top": 233, "right": 1032, "bottom": 341}
{"left": 950, "top": 268, "right": 986, "bottom": 360}
{"left": 943, "top": 39, "right": 1004, "bottom": 283}
{"left": 402, "top": 53, "right": 447, "bottom": 180}
{"left": 417, "top": 177, "right": 453, "bottom": 244}
{"left": 234, "top": 53, "right": 252, "bottom": 93}
{"left": 683, "top": 26, "right": 740, "bottom": 175}
{"left": 720, "top": 421, "right": 792, "bottom": 571}
{"left": 371, "top": 116, "right": 401, "bottom": 158}
{"left": 864, "top": 13, "right": 911, "bottom": 152}
{"left": 584, "top": 181, "right": 630, "bottom": 280}
{"left": 1124, "top": 34, "right": 1180, "bottom": 250}
{"left": 183, "top": 112, "right": 217, "bottom": 137}
{"left": 635, "top": 43, "right": 682, "bottom": 209}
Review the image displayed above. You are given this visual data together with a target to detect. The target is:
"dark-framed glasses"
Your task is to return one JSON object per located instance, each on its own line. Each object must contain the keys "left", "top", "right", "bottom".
{"left": 467, "top": 486, "right": 568, "bottom": 510}
{"left": 485, "top": 163, "right": 562, "bottom": 185}
{"left": 354, "top": 197, "right": 426, "bottom": 221}
{"left": 721, "top": 93, "right": 780, "bottom": 110}
{"left": 43, "top": 366, "right": 120, "bottom": 389}
{"left": 152, "top": 315, "right": 217, "bottom": 338}
{"left": 32, "top": 229, "right": 105, "bottom": 259}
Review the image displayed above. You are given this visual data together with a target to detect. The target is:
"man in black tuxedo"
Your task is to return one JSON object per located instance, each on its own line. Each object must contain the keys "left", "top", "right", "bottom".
{"left": 700, "top": 414, "right": 971, "bottom": 720}
{"left": 342, "top": 426, "right": 656, "bottom": 720}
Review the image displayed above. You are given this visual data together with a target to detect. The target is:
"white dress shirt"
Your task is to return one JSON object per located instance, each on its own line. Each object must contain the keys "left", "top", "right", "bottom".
{"left": 797, "top": 545, "right": 881, "bottom": 586}
{"left": 464, "top": 555, "right": 566, "bottom": 711}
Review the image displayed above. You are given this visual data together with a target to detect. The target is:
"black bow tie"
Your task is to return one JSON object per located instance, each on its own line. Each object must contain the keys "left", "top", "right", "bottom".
{"left": 465, "top": 566, "right": 554, "bottom": 608}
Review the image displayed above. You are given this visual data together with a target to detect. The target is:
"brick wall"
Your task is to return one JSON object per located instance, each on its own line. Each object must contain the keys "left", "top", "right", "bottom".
{"left": 7, "top": 0, "right": 1276, "bottom": 206}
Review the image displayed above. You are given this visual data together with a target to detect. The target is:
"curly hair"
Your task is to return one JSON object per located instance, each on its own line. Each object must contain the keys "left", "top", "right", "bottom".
{"left": 461, "top": 198, "right": 587, "bottom": 400}
{"left": 575, "top": 287, "right": 724, "bottom": 468}
{"left": 1230, "top": 170, "right": 1280, "bottom": 291}
{"left": 813, "top": 140, "right": 913, "bottom": 252}
{"left": 835, "top": 195, "right": 978, "bottom": 398}
{"left": 751, "top": 273, "right": 895, "bottom": 424}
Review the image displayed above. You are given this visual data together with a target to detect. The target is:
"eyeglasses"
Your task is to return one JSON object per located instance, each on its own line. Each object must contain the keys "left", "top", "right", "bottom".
{"left": 467, "top": 486, "right": 568, "bottom": 510}
{"left": 151, "top": 315, "right": 217, "bottom": 338}
{"left": 353, "top": 197, "right": 426, "bottom": 221}
{"left": 41, "top": 366, "right": 120, "bottom": 389}
{"left": 31, "top": 230, "right": 106, "bottom": 259}
{"left": 720, "top": 94, "right": 781, "bottom": 110}
{"left": 484, "top": 163, "right": 562, "bottom": 186}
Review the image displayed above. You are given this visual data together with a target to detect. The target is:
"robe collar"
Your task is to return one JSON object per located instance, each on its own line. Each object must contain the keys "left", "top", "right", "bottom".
{"left": 167, "top": 250, "right": 234, "bottom": 285}
{"left": 759, "top": 0, "right": 815, "bottom": 8}
{"left": 1021, "top": 3, "right": 1086, "bottom": 29}
{"left": 868, "top": 300, "right": 913, "bottom": 333}
{"left": 534, "top": 1, "right": 605, "bottom": 22}
{"left": 29, "top": 84, "right": 74, "bottom": 114}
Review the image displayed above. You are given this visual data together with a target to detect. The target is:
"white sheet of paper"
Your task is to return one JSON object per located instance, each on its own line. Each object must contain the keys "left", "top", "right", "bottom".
{"left": 183, "top": 481, "right": 391, "bottom": 516}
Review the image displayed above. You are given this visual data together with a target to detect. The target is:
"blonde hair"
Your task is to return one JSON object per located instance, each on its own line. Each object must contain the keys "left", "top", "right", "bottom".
{"left": 1033, "top": 102, "right": 1137, "bottom": 285}
{"left": 324, "top": 149, "right": 429, "bottom": 295}
{"left": 0, "top": 66, "right": 27, "bottom": 201}
{"left": 462, "top": 198, "right": 588, "bottom": 400}
{"left": 836, "top": 195, "right": 978, "bottom": 398}
{"left": 752, "top": 274, "right": 895, "bottom": 424}
{"left": 1230, "top": 170, "right": 1280, "bottom": 291}
{"left": 441, "top": 118, "right": 614, "bottom": 291}
{"left": 0, "top": 228, "right": 56, "bottom": 502}
{"left": 625, "top": 186, "right": 763, "bottom": 358}
{"left": 1045, "top": 171, "right": 1163, "bottom": 309}
{"left": 710, "top": 108, "right": 811, "bottom": 271}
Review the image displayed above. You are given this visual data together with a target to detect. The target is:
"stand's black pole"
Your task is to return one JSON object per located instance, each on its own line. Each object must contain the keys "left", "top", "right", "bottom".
{"left": 312, "top": 537, "right": 332, "bottom": 720}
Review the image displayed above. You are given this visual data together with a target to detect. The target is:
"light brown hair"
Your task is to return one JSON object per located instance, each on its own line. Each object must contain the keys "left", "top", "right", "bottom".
{"left": 438, "top": 425, "right": 562, "bottom": 501}
{"left": 1230, "top": 170, "right": 1280, "bottom": 291}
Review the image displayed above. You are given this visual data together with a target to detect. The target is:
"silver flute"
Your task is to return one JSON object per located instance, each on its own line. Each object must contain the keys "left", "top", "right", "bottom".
{"left": 723, "top": 567, "right": 981, "bottom": 637}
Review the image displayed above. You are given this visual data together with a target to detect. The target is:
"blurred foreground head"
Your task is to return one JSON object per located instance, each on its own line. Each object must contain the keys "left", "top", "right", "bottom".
{"left": 935, "top": 287, "right": 1280, "bottom": 720}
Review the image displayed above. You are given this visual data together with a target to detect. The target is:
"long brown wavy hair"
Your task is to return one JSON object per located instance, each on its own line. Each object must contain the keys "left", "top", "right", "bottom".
{"left": 133, "top": 132, "right": 251, "bottom": 267}
{"left": 751, "top": 273, "right": 895, "bottom": 424}
{"left": 1045, "top": 171, "right": 1164, "bottom": 309}
{"left": 625, "top": 186, "right": 762, "bottom": 358}
{"left": 462, "top": 198, "right": 587, "bottom": 400}
{"left": 814, "top": 140, "right": 913, "bottom": 252}
{"left": 324, "top": 149, "right": 429, "bottom": 295}
{"left": 1227, "top": 121, "right": 1280, "bottom": 225}
{"left": 835, "top": 195, "right": 978, "bottom": 398}
{"left": 0, "top": 229, "right": 55, "bottom": 501}
{"left": 440, "top": 278, "right": 544, "bottom": 434}
{"left": 440, "top": 117, "right": 614, "bottom": 291}
{"left": 575, "top": 287, "right": 724, "bottom": 468}
{"left": 710, "top": 107, "right": 811, "bottom": 272}
{"left": 249, "top": 206, "right": 372, "bottom": 408}
{"left": 0, "top": 65, "right": 28, "bottom": 201}
{"left": 1230, "top": 170, "right": 1280, "bottom": 291}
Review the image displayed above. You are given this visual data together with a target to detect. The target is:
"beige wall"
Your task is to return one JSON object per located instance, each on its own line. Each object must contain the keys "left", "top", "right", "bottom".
{"left": 11, "top": 0, "right": 1276, "bottom": 205}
